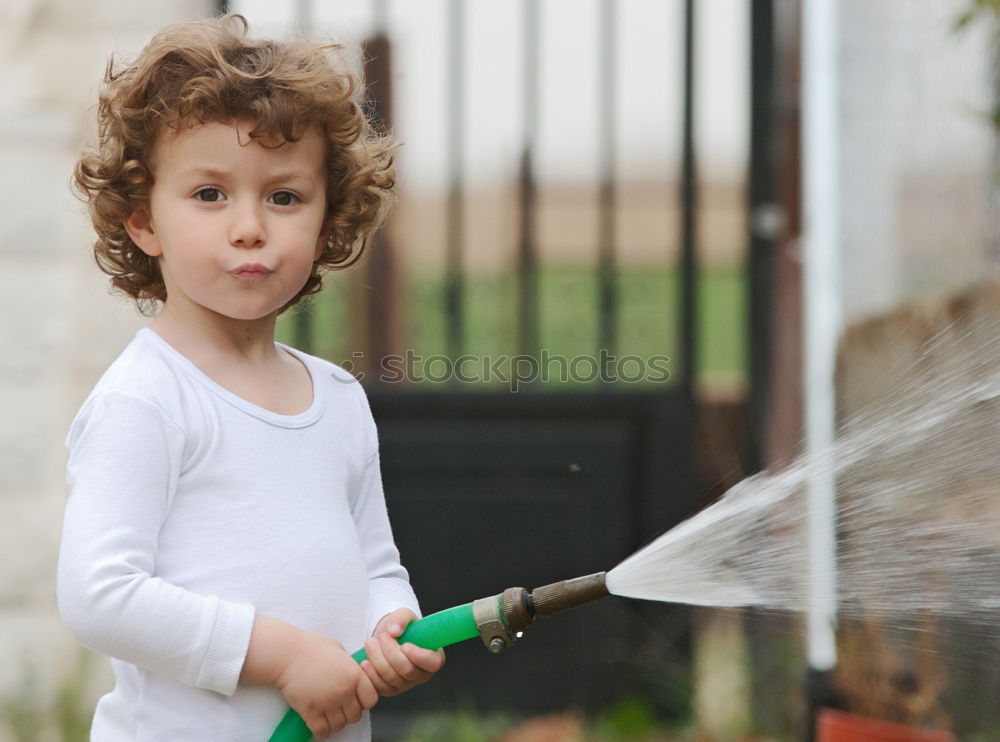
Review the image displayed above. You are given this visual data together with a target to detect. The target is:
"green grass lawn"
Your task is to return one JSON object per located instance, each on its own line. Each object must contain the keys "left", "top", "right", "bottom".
{"left": 279, "top": 264, "right": 746, "bottom": 391}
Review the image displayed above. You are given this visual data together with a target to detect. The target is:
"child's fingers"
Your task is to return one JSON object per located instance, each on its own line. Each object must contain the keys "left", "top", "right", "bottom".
{"left": 392, "top": 644, "right": 438, "bottom": 685}
{"left": 324, "top": 708, "right": 346, "bottom": 736}
{"left": 342, "top": 696, "right": 364, "bottom": 725}
{"left": 375, "top": 607, "right": 413, "bottom": 639}
{"left": 362, "top": 636, "right": 405, "bottom": 695}
{"left": 402, "top": 643, "right": 446, "bottom": 674}
{"left": 372, "top": 608, "right": 417, "bottom": 639}
{"left": 356, "top": 670, "right": 379, "bottom": 709}
{"left": 360, "top": 660, "right": 391, "bottom": 697}
{"left": 383, "top": 620, "right": 405, "bottom": 638}
{"left": 305, "top": 712, "right": 332, "bottom": 740}
{"left": 377, "top": 633, "right": 424, "bottom": 682}
{"left": 361, "top": 620, "right": 446, "bottom": 697}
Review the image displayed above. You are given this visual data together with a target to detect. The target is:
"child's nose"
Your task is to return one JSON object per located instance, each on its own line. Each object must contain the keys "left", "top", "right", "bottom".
{"left": 230, "top": 202, "right": 266, "bottom": 248}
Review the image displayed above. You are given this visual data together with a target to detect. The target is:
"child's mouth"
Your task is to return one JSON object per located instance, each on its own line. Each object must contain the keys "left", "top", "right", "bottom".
{"left": 230, "top": 263, "right": 273, "bottom": 279}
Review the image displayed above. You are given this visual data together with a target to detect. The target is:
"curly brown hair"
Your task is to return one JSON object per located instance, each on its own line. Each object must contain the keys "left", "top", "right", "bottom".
{"left": 74, "top": 14, "right": 396, "bottom": 314}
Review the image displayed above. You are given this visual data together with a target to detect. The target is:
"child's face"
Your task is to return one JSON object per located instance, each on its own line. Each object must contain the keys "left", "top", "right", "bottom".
{"left": 127, "top": 120, "right": 328, "bottom": 324}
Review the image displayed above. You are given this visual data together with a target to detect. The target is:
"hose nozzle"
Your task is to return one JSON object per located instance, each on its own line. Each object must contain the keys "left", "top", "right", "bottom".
{"left": 473, "top": 572, "right": 609, "bottom": 654}
{"left": 272, "top": 571, "right": 607, "bottom": 742}
{"left": 528, "top": 572, "right": 610, "bottom": 619}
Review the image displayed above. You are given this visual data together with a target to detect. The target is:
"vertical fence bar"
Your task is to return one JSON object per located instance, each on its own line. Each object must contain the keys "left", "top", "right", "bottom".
{"left": 679, "top": 0, "right": 698, "bottom": 399}
{"left": 445, "top": 0, "right": 466, "bottom": 366}
{"left": 357, "top": 28, "right": 402, "bottom": 379}
{"left": 748, "top": 0, "right": 776, "bottom": 471}
{"left": 597, "top": 0, "right": 618, "bottom": 367}
{"left": 518, "top": 0, "right": 540, "bottom": 361}
{"left": 292, "top": 0, "right": 316, "bottom": 353}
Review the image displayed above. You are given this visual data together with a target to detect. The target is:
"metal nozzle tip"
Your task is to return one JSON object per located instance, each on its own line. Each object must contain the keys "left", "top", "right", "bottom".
{"left": 529, "top": 572, "right": 609, "bottom": 619}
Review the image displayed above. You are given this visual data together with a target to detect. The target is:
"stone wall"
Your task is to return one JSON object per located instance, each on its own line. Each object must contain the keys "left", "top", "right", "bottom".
{"left": 0, "top": 2, "right": 212, "bottom": 737}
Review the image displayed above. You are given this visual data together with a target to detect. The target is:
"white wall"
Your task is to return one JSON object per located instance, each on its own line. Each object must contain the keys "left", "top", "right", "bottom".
{"left": 838, "top": 0, "right": 999, "bottom": 322}
{"left": 0, "top": 1, "right": 212, "bottom": 735}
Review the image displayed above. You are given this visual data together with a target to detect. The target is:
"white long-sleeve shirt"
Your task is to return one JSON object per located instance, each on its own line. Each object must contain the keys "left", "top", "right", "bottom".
{"left": 57, "top": 328, "right": 420, "bottom": 741}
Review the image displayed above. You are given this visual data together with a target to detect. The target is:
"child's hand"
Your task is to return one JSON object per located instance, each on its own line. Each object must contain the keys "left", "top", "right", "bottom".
{"left": 274, "top": 628, "right": 379, "bottom": 740}
{"left": 360, "top": 608, "right": 446, "bottom": 697}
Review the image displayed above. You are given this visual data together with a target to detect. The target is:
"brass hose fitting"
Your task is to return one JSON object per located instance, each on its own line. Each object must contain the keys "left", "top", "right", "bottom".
{"left": 474, "top": 572, "right": 609, "bottom": 654}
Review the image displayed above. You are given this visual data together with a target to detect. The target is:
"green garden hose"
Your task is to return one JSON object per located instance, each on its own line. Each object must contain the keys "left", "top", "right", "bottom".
{"left": 267, "top": 572, "right": 610, "bottom": 742}
{"left": 268, "top": 602, "right": 478, "bottom": 742}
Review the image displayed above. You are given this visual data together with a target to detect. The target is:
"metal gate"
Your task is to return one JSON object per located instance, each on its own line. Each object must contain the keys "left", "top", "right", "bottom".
{"left": 224, "top": 0, "right": 765, "bottom": 731}
{"left": 357, "top": 2, "right": 703, "bottom": 726}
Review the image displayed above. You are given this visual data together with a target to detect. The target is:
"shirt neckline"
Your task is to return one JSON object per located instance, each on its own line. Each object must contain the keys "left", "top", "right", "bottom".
{"left": 137, "top": 327, "right": 325, "bottom": 428}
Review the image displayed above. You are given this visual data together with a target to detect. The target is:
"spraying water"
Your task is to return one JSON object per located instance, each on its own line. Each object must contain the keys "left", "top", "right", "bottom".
{"left": 606, "top": 310, "right": 1000, "bottom": 627}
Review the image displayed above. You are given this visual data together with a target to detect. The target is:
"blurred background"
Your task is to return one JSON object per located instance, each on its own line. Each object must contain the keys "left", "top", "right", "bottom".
{"left": 1, "top": 0, "right": 998, "bottom": 740}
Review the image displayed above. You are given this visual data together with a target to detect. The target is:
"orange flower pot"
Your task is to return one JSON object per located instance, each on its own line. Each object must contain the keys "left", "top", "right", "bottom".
{"left": 817, "top": 709, "right": 955, "bottom": 742}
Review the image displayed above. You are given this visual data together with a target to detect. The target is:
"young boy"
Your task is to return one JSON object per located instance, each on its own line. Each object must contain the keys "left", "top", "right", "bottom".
{"left": 57, "top": 15, "right": 443, "bottom": 741}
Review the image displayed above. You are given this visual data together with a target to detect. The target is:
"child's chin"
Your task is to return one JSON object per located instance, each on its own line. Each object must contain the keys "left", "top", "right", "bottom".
{"left": 213, "top": 304, "right": 283, "bottom": 323}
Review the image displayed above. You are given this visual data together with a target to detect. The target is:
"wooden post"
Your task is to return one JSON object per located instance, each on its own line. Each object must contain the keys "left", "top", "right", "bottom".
{"left": 353, "top": 33, "right": 403, "bottom": 383}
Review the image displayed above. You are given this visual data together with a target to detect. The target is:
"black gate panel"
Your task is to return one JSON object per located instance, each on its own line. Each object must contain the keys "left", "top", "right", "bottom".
{"left": 368, "top": 390, "right": 696, "bottom": 724}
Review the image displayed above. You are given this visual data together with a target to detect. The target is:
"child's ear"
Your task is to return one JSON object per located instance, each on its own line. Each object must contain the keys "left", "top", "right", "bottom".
{"left": 314, "top": 225, "right": 331, "bottom": 262}
{"left": 124, "top": 208, "right": 162, "bottom": 258}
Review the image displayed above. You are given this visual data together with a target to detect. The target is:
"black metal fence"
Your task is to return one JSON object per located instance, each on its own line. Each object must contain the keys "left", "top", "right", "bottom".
{"left": 260, "top": 0, "right": 709, "bottom": 397}
{"left": 225, "top": 0, "right": 774, "bottom": 733}
{"left": 358, "top": 1, "right": 706, "bottom": 727}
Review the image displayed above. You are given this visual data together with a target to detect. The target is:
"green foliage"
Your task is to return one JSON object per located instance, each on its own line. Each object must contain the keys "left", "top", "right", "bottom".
{"left": 1, "top": 662, "right": 46, "bottom": 742}
{"left": 52, "top": 651, "right": 93, "bottom": 742}
{"left": 646, "top": 662, "right": 694, "bottom": 725}
{"left": 954, "top": 0, "right": 1000, "bottom": 32}
{"left": 399, "top": 708, "right": 516, "bottom": 742}
{"left": 281, "top": 264, "right": 747, "bottom": 389}
{"left": 396, "top": 701, "right": 706, "bottom": 742}
{"left": 1, "top": 650, "right": 95, "bottom": 742}
{"left": 955, "top": 0, "right": 1000, "bottom": 135}
{"left": 591, "top": 696, "right": 661, "bottom": 740}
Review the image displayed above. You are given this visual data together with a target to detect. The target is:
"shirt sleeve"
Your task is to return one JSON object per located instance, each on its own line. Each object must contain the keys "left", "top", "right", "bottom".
{"left": 57, "top": 391, "right": 255, "bottom": 696}
{"left": 352, "top": 445, "right": 422, "bottom": 636}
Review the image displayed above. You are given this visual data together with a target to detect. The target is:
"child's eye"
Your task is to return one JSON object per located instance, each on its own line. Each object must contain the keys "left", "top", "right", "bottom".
{"left": 268, "top": 190, "right": 300, "bottom": 207}
{"left": 194, "top": 187, "right": 224, "bottom": 202}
